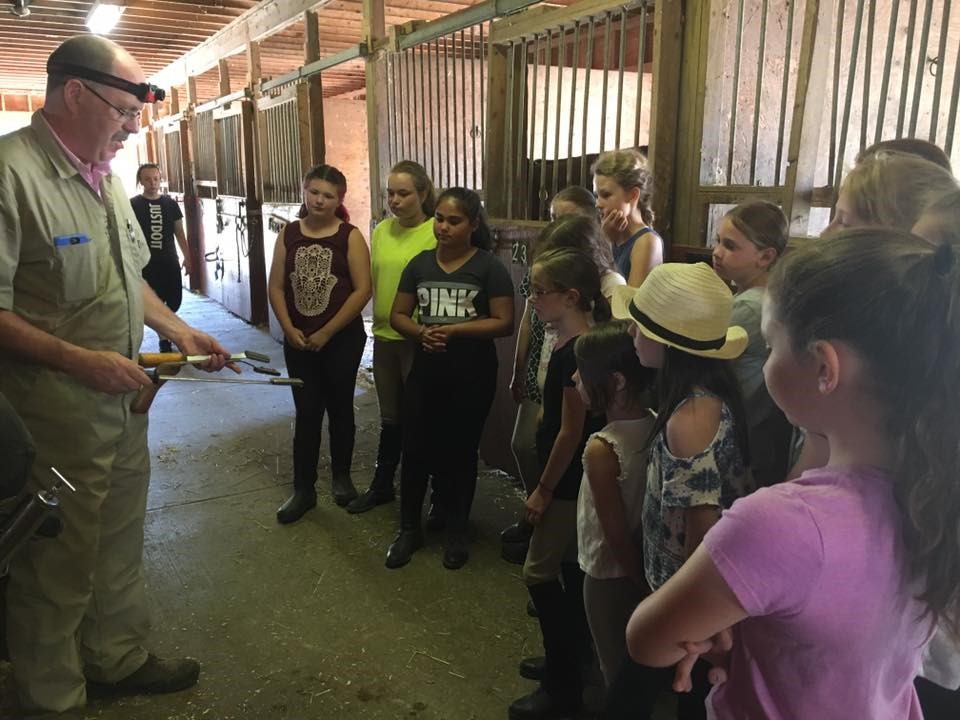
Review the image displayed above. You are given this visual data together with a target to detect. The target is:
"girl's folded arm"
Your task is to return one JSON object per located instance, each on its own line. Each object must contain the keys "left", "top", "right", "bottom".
{"left": 626, "top": 544, "right": 747, "bottom": 668}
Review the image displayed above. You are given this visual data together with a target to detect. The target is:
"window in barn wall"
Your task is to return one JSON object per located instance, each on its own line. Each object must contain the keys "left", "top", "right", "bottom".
{"left": 385, "top": 22, "right": 488, "bottom": 195}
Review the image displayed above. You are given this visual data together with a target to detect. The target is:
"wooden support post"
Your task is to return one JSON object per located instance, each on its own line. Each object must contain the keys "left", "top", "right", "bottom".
{"left": 218, "top": 58, "right": 231, "bottom": 98}
{"left": 247, "top": 41, "right": 262, "bottom": 92}
{"left": 484, "top": 41, "right": 524, "bottom": 218}
{"left": 303, "top": 9, "right": 326, "bottom": 167}
{"left": 179, "top": 111, "right": 202, "bottom": 292}
{"left": 671, "top": 0, "right": 710, "bottom": 246}
{"left": 242, "top": 99, "right": 268, "bottom": 325}
{"left": 364, "top": 0, "right": 389, "bottom": 227}
{"left": 784, "top": 0, "right": 832, "bottom": 237}
{"left": 170, "top": 87, "right": 180, "bottom": 115}
{"left": 648, "top": 0, "right": 682, "bottom": 246}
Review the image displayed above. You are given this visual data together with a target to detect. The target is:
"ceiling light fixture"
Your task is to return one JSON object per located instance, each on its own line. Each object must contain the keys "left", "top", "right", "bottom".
{"left": 86, "top": 1, "right": 125, "bottom": 35}
{"left": 10, "top": 0, "right": 31, "bottom": 17}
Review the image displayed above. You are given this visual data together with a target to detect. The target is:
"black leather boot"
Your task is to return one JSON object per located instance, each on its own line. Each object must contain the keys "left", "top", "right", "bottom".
{"left": 508, "top": 580, "right": 583, "bottom": 719}
{"left": 385, "top": 528, "right": 424, "bottom": 569}
{"left": 347, "top": 424, "right": 400, "bottom": 514}
{"left": 331, "top": 472, "right": 358, "bottom": 507}
{"left": 276, "top": 490, "right": 317, "bottom": 524}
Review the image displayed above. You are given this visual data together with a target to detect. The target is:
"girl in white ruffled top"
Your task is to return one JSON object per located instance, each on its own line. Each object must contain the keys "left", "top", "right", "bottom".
{"left": 573, "top": 320, "right": 657, "bottom": 686}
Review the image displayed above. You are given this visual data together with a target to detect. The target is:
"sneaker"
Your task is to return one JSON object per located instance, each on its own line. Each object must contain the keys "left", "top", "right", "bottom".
{"left": 86, "top": 654, "right": 199, "bottom": 698}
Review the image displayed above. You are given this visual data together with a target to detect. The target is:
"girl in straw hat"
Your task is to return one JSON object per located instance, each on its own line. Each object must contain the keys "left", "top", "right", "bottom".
{"left": 606, "top": 262, "right": 752, "bottom": 717}
{"left": 625, "top": 230, "right": 960, "bottom": 719}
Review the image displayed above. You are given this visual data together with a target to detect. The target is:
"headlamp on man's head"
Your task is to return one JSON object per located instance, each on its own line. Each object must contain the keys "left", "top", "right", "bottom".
{"left": 47, "top": 62, "right": 166, "bottom": 103}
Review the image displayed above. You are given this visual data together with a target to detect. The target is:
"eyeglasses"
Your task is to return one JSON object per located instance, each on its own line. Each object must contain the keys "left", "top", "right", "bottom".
{"left": 529, "top": 286, "right": 564, "bottom": 299}
{"left": 80, "top": 82, "right": 142, "bottom": 122}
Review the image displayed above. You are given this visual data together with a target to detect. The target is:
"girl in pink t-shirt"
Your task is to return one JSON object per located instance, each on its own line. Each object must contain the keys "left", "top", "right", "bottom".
{"left": 625, "top": 229, "right": 960, "bottom": 719}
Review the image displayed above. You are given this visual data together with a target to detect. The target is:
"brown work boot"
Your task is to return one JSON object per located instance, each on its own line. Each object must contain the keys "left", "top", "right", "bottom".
{"left": 86, "top": 654, "right": 200, "bottom": 698}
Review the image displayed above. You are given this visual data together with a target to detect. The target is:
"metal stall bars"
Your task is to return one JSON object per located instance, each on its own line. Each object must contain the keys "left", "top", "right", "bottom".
{"left": 671, "top": 0, "right": 826, "bottom": 248}
{"left": 162, "top": 123, "right": 185, "bottom": 194}
{"left": 824, "top": 0, "right": 959, "bottom": 216}
{"left": 486, "top": 0, "right": 653, "bottom": 221}
{"left": 384, "top": 18, "right": 489, "bottom": 196}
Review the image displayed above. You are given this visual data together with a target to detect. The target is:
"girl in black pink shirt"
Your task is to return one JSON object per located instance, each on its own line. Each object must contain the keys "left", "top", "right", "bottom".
{"left": 386, "top": 188, "right": 514, "bottom": 570}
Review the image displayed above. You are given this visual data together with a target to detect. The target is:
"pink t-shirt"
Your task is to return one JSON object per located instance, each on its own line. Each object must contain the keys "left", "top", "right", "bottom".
{"left": 703, "top": 466, "right": 929, "bottom": 720}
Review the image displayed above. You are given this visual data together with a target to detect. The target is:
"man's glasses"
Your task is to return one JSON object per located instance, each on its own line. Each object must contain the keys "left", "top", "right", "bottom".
{"left": 81, "top": 82, "right": 142, "bottom": 122}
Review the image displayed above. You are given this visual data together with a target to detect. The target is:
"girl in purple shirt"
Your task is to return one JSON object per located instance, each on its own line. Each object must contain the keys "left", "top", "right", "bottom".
{"left": 625, "top": 229, "right": 960, "bottom": 719}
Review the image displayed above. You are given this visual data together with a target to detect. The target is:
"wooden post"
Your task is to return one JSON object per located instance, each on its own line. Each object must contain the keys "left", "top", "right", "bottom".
{"left": 784, "top": 0, "right": 832, "bottom": 237}
{"left": 648, "top": 0, "right": 683, "bottom": 246}
{"left": 181, "top": 77, "right": 202, "bottom": 292}
{"left": 363, "top": 0, "right": 389, "bottom": 227}
{"left": 484, "top": 40, "right": 525, "bottom": 218}
{"left": 242, "top": 99, "right": 268, "bottom": 325}
{"left": 671, "top": 0, "right": 710, "bottom": 246}
{"left": 303, "top": 9, "right": 326, "bottom": 167}
{"left": 247, "top": 41, "right": 262, "bottom": 92}
{"left": 170, "top": 87, "right": 180, "bottom": 115}
{"left": 247, "top": 41, "right": 263, "bottom": 200}
{"left": 218, "top": 58, "right": 231, "bottom": 98}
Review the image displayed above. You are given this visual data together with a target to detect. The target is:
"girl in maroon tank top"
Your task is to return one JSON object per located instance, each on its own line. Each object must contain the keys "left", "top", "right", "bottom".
{"left": 267, "top": 164, "right": 372, "bottom": 524}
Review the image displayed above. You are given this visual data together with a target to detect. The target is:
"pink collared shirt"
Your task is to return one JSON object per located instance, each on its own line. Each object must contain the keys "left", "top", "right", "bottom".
{"left": 39, "top": 111, "right": 111, "bottom": 197}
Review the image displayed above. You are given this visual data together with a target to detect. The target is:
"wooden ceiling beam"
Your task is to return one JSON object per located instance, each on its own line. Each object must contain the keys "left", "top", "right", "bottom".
{"left": 151, "top": 0, "right": 337, "bottom": 88}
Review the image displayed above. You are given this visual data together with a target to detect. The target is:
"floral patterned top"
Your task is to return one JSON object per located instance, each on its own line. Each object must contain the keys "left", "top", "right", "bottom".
{"left": 519, "top": 270, "right": 545, "bottom": 404}
{"left": 643, "top": 391, "right": 753, "bottom": 590}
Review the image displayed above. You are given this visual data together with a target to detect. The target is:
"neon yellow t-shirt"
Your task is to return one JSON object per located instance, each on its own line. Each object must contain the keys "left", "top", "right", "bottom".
{"left": 371, "top": 216, "right": 437, "bottom": 340}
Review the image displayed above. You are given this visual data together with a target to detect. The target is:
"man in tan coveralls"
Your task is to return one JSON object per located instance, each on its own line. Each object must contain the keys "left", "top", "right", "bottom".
{"left": 0, "top": 35, "right": 234, "bottom": 715}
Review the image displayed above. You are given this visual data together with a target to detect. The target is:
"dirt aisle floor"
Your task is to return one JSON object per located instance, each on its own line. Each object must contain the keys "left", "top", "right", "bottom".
{"left": 2, "top": 291, "right": 562, "bottom": 720}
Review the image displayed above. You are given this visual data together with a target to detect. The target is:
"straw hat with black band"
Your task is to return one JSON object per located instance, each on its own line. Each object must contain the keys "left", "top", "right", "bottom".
{"left": 611, "top": 262, "right": 748, "bottom": 360}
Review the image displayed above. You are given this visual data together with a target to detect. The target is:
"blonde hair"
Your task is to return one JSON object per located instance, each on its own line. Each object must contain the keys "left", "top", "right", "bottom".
{"left": 840, "top": 151, "right": 957, "bottom": 229}
{"left": 915, "top": 188, "right": 960, "bottom": 246}
{"left": 591, "top": 149, "right": 655, "bottom": 225}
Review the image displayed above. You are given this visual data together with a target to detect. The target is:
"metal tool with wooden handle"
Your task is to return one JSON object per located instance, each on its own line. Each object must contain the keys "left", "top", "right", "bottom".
{"left": 138, "top": 350, "right": 271, "bottom": 367}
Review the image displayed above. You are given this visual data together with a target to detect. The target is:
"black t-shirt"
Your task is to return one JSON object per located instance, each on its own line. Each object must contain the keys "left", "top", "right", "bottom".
{"left": 397, "top": 248, "right": 514, "bottom": 351}
{"left": 131, "top": 195, "right": 183, "bottom": 260}
{"left": 536, "top": 337, "right": 605, "bottom": 500}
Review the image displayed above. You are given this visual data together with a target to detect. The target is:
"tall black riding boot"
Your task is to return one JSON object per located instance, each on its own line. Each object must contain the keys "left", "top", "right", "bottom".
{"left": 348, "top": 424, "right": 401, "bottom": 514}
{"left": 509, "top": 580, "right": 583, "bottom": 719}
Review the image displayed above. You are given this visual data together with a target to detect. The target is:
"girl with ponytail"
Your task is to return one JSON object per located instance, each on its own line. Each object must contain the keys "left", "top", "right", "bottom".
{"left": 348, "top": 161, "right": 438, "bottom": 514}
{"left": 625, "top": 230, "right": 960, "bottom": 719}
{"left": 268, "top": 164, "right": 372, "bottom": 523}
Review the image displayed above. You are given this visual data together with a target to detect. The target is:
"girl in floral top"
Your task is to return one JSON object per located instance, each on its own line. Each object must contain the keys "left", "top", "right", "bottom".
{"left": 606, "top": 262, "right": 751, "bottom": 717}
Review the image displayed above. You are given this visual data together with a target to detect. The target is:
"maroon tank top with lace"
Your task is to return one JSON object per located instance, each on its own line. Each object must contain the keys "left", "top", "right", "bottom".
{"left": 283, "top": 220, "right": 356, "bottom": 335}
